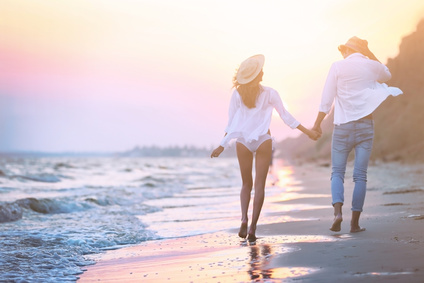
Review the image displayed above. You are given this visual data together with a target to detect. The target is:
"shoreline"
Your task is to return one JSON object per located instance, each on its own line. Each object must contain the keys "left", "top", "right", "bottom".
{"left": 78, "top": 161, "right": 424, "bottom": 282}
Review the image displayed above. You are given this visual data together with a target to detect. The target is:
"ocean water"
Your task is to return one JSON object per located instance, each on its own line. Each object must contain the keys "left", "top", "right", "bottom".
{"left": 0, "top": 156, "right": 311, "bottom": 282}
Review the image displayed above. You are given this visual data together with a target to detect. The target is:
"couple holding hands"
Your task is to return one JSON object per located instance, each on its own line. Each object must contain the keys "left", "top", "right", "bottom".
{"left": 211, "top": 36, "right": 402, "bottom": 241}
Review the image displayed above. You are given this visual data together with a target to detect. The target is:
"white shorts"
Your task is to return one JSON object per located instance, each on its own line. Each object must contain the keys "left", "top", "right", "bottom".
{"left": 236, "top": 134, "right": 272, "bottom": 153}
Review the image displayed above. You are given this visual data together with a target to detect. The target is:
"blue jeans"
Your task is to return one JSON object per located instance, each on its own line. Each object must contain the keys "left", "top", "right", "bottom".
{"left": 331, "top": 118, "right": 374, "bottom": 212}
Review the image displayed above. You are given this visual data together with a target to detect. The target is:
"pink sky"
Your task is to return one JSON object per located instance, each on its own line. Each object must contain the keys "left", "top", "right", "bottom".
{"left": 1, "top": 0, "right": 423, "bottom": 152}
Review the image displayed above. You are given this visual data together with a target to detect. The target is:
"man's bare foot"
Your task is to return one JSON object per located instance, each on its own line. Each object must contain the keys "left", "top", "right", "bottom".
{"left": 350, "top": 227, "right": 366, "bottom": 233}
{"left": 238, "top": 222, "right": 248, "bottom": 238}
{"left": 330, "top": 215, "right": 343, "bottom": 232}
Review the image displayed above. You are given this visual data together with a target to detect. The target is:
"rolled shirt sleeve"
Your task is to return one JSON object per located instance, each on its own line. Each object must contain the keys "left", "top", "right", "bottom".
{"left": 220, "top": 91, "right": 239, "bottom": 148}
{"left": 376, "top": 64, "right": 392, "bottom": 83}
{"left": 270, "top": 89, "right": 300, "bottom": 129}
{"left": 224, "top": 91, "right": 239, "bottom": 133}
{"left": 319, "top": 63, "right": 337, "bottom": 114}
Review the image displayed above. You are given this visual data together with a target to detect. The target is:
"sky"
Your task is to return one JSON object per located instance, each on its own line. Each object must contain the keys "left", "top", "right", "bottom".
{"left": 1, "top": 0, "right": 423, "bottom": 152}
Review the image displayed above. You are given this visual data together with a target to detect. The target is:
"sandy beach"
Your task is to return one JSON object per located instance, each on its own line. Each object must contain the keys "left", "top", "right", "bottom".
{"left": 78, "top": 161, "right": 424, "bottom": 283}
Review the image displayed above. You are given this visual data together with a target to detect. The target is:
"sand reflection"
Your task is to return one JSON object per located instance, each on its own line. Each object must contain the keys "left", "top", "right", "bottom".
{"left": 245, "top": 241, "right": 320, "bottom": 281}
{"left": 247, "top": 244, "right": 273, "bottom": 280}
{"left": 270, "top": 166, "right": 296, "bottom": 188}
{"left": 269, "top": 267, "right": 320, "bottom": 279}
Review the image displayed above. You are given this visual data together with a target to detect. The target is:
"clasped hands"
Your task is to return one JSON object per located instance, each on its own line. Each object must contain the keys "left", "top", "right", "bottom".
{"left": 309, "top": 125, "right": 322, "bottom": 141}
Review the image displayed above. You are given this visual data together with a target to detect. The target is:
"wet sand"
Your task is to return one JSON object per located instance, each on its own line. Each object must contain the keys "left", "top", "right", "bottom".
{"left": 78, "top": 161, "right": 424, "bottom": 282}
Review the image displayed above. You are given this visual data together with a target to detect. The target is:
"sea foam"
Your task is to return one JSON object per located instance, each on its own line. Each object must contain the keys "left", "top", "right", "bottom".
{"left": 0, "top": 157, "right": 240, "bottom": 282}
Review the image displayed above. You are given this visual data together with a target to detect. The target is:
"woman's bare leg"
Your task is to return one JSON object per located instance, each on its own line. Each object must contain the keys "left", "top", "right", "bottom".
{"left": 248, "top": 139, "right": 272, "bottom": 241}
{"left": 236, "top": 142, "right": 254, "bottom": 238}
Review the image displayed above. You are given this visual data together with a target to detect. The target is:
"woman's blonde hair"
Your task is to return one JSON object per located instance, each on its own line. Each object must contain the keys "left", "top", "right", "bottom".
{"left": 233, "top": 70, "right": 263, "bottom": 109}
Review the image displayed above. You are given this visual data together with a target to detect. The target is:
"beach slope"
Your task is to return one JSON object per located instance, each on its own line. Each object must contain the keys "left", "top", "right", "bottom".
{"left": 79, "top": 162, "right": 424, "bottom": 283}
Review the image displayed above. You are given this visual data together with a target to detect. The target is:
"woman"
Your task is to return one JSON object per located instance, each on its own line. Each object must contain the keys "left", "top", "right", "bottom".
{"left": 211, "top": 54, "right": 319, "bottom": 241}
{"left": 312, "top": 37, "right": 402, "bottom": 233}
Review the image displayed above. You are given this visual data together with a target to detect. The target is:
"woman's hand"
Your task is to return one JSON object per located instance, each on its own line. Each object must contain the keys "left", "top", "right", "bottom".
{"left": 307, "top": 129, "right": 321, "bottom": 141}
{"left": 210, "top": 146, "right": 224, "bottom": 158}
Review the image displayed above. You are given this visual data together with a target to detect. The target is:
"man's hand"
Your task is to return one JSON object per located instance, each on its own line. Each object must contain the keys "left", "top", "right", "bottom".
{"left": 312, "top": 125, "right": 322, "bottom": 136}
{"left": 308, "top": 129, "right": 321, "bottom": 141}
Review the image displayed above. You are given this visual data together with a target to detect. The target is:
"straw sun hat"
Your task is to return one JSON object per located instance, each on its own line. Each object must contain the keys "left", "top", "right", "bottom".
{"left": 236, "top": 54, "right": 265, "bottom": 85}
{"left": 338, "top": 36, "right": 369, "bottom": 54}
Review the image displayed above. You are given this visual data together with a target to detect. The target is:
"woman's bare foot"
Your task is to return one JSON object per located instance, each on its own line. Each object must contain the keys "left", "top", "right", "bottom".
{"left": 350, "top": 226, "right": 366, "bottom": 233}
{"left": 330, "top": 215, "right": 343, "bottom": 232}
{"left": 238, "top": 222, "right": 248, "bottom": 238}
{"left": 247, "top": 233, "right": 257, "bottom": 242}
{"left": 247, "top": 225, "right": 256, "bottom": 242}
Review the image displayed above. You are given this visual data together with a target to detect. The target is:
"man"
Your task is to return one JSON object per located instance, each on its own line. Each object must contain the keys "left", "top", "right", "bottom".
{"left": 313, "top": 37, "right": 402, "bottom": 233}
